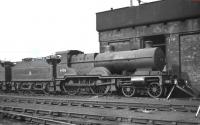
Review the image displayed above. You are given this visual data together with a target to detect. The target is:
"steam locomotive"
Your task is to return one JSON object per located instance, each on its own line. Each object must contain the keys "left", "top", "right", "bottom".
{"left": 0, "top": 41, "right": 176, "bottom": 98}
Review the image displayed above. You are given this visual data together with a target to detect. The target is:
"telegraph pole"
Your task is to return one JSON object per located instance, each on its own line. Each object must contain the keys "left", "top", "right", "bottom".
{"left": 130, "top": 0, "right": 141, "bottom": 6}
{"left": 130, "top": 0, "right": 133, "bottom": 6}
{"left": 137, "top": 0, "right": 141, "bottom": 5}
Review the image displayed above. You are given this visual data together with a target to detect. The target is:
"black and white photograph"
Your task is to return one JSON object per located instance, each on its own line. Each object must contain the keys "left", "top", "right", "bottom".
{"left": 0, "top": 0, "right": 200, "bottom": 124}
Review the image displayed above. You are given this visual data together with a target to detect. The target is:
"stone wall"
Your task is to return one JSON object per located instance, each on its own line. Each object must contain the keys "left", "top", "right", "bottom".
{"left": 180, "top": 33, "right": 200, "bottom": 90}
{"left": 99, "top": 18, "right": 200, "bottom": 43}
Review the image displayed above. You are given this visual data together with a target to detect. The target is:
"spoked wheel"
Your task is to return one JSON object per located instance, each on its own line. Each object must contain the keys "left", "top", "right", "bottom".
{"left": 62, "top": 80, "right": 80, "bottom": 95}
{"left": 2, "top": 83, "right": 12, "bottom": 93}
{"left": 121, "top": 86, "right": 136, "bottom": 97}
{"left": 31, "top": 82, "right": 49, "bottom": 94}
{"left": 19, "top": 82, "right": 33, "bottom": 94}
{"left": 90, "top": 80, "right": 111, "bottom": 96}
{"left": 0, "top": 82, "right": 5, "bottom": 93}
{"left": 147, "top": 82, "right": 163, "bottom": 98}
{"left": 0, "top": 82, "right": 4, "bottom": 93}
{"left": 43, "top": 82, "right": 51, "bottom": 94}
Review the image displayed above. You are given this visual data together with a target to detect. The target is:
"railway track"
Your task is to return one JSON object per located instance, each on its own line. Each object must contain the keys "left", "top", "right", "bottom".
{"left": 0, "top": 104, "right": 199, "bottom": 125}
{"left": 0, "top": 94, "right": 200, "bottom": 125}
{"left": 0, "top": 94, "right": 198, "bottom": 114}
{"left": 0, "top": 110, "right": 74, "bottom": 125}
{"left": 1, "top": 90, "right": 200, "bottom": 102}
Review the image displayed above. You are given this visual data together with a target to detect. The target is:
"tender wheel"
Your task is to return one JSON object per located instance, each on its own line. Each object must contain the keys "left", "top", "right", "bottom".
{"left": 147, "top": 82, "right": 163, "bottom": 98}
{"left": 122, "top": 86, "right": 136, "bottom": 97}
{"left": 0, "top": 82, "right": 3, "bottom": 92}
{"left": 90, "top": 80, "right": 111, "bottom": 96}
{"left": 43, "top": 82, "right": 52, "bottom": 94}
{"left": 62, "top": 80, "right": 80, "bottom": 95}
{"left": 19, "top": 82, "right": 33, "bottom": 94}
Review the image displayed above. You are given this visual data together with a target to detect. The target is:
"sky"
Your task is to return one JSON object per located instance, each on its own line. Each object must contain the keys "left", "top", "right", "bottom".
{"left": 0, "top": 0, "right": 158, "bottom": 61}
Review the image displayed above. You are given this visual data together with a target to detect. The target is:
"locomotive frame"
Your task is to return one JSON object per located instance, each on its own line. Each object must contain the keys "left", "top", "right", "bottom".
{"left": 0, "top": 46, "right": 177, "bottom": 98}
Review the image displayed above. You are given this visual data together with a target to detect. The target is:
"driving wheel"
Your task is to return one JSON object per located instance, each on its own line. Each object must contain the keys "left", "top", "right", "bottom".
{"left": 147, "top": 82, "right": 163, "bottom": 98}
{"left": 122, "top": 86, "right": 136, "bottom": 97}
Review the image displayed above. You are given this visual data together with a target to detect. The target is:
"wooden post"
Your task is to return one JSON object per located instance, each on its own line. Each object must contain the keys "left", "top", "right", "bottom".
{"left": 196, "top": 105, "right": 200, "bottom": 117}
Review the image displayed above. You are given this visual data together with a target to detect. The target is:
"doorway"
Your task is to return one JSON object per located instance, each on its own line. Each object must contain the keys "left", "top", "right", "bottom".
{"left": 142, "top": 34, "right": 166, "bottom": 55}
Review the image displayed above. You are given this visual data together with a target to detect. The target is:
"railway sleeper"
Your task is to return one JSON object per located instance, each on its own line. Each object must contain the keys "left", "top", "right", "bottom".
{"left": 116, "top": 106, "right": 127, "bottom": 110}
{"left": 148, "top": 120, "right": 197, "bottom": 125}
{"left": 85, "top": 115, "right": 102, "bottom": 120}
{"left": 69, "top": 113, "right": 86, "bottom": 119}
{"left": 102, "top": 104, "right": 116, "bottom": 109}
{"left": 27, "top": 116, "right": 72, "bottom": 125}
{"left": 10, "top": 98, "right": 18, "bottom": 103}
{"left": 47, "top": 113, "right": 116, "bottom": 125}
{"left": 0, "top": 112, "right": 72, "bottom": 125}
{"left": 91, "top": 104, "right": 103, "bottom": 108}
{"left": 31, "top": 118, "right": 46, "bottom": 124}
{"left": 60, "top": 102, "right": 69, "bottom": 106}
{"left": 43, "top": 101, "right": 52, "bottom": 105}
{"left": 81, "top": 103, "right": 92, "bottom": 107}
{"left": 54, "top": 112, "right": 124, "bottom": 124}
{"left": 157, "top": 107, "right": 172, "bottom": 112}
{"left": 36, "top": 100, "right": 43, "bottom": 104}
{"left": 24, "top": 109, "right": 36, "bottom": 114}
{"left": 36, "top": 110, "right": 51, "bottom": 116}
{"left": 68, "top": 119, "right": 112, "bottom": 125}
{"left": 70, "top": 102, "right": 82, "bottom": 106}
{"left": 51, "top": 101, "right": 60, "bottom": 105}
{"left": 51, "top": 112, "right": 63, "bottom": 117}
{"left": 119, "top": 117, "right": 132, "bottom": 122}
{"left": 18, "top": 99, "right": 27, "bottom": 103}
{"left": 172, "top": 107, "right": 189, "bottom": 112}
{"left": 13, "top": 107, "right": 24, "bottom": 113}
{"left": 102, "top": 116, "right": 117, "bottom": 121}
{"left": 36, "top": 99, "right": 51, "bottom": 104}
{"left": 131, "top": 118, "right": 152, "bottom": 124}
{"left": 3, "top": 106, "right": 13, "bottom": 111}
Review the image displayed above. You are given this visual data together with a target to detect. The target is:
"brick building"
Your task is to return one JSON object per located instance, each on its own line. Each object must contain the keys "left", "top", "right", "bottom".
{"left": 96, "top": 0, "right": 200, "bottom": 93}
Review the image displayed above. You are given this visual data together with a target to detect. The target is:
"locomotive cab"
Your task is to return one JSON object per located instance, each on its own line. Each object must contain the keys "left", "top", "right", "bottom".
{"left": 55, "top": 50, "right": 84, "bottom": 79}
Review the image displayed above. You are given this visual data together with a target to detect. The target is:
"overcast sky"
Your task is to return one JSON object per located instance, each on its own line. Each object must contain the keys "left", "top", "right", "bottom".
{"left": 0, "top": 0, "right": 158, "bottom": 61}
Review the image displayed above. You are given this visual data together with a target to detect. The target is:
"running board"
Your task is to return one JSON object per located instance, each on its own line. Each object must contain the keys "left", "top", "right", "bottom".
{"left": 64, "top": 82, "right": 115, "bottom": 87}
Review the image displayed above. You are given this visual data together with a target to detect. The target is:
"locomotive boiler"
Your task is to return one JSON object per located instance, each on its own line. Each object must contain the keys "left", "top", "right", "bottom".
{"left": 94, "top": 47, "right": 165, "bottom": 74}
